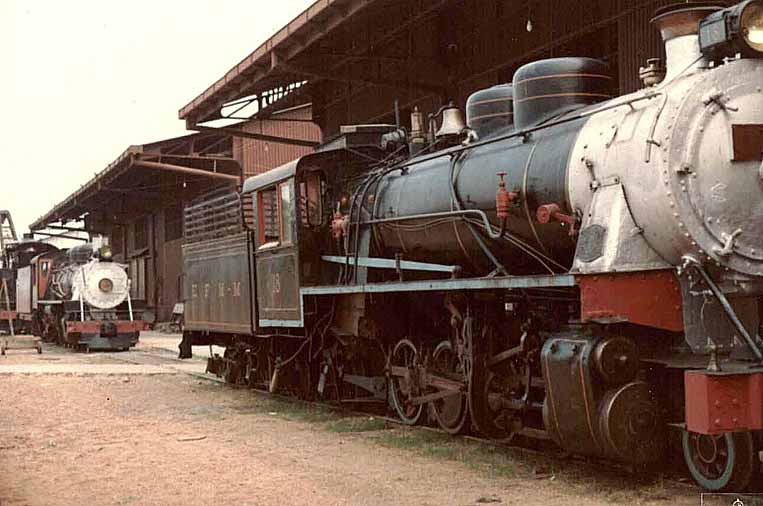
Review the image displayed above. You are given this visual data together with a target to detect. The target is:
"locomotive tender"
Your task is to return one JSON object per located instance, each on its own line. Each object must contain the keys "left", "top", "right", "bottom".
{"left": 182, "top": 1, "right": 763, "bottom": 491}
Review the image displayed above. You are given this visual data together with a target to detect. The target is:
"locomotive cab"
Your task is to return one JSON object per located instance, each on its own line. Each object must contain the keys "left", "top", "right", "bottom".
{"left": 31, "top": 254, "right": 54, "bottom": 310}
{"left": 28, "top": 251, "right": 57, "bottom": 336}
{"left": 247, "top": 162, "right": 303, "bottom": 327}
{"left": 244, "top": 153, "right": 333, "bottom": 328}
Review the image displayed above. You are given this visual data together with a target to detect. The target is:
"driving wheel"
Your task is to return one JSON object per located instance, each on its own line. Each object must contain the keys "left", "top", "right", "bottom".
{"left": 388, "top": 339, "right": 423, "bottom": 425}
{"left": 430, "top": 340, "right": 469, "bottom": 434}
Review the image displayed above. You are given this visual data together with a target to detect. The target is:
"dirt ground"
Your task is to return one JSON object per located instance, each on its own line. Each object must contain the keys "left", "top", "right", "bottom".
{"left": 0, "top": 334, "right": 725, "bottom": 506}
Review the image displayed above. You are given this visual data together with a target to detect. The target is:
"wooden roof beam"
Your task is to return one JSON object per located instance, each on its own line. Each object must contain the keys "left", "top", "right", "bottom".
{"left": 278, "top": 60, "right": 446, "bottom": 95}
{"left": 191, "top": 124, "right": 319, "bottom": 148}
{"left": 181, "top": 0, "right": 377, "bottom": 124}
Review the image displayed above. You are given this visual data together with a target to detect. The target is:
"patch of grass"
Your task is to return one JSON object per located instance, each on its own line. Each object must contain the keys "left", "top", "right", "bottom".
{"left": 599, "top": 475, "right": 675, "bottom": 504}
{"left": 223, "top": 393, "right": 692, "bottom": 503}
{"left": 263, "top": 399, "right": 337, "bottom": 423}
{"left": 373, "top": 428, "right": 522, "bottom": 479}
{"left": 230, "top": 396, "right": 340, "bottom": 424}
{"left": 326, "top": 416, "right": 388, "bottom": 433}
{"left": 225, "top": 394, "right": 690, "bottom": 501}
{"left": 375, "top": 428, "right": 447, "bottom": 449}
{"left": 233, "top": 396, "right": 389, "bottom": 432}
{"left": 282, "top": 404, "right": 337, "bottom": 423}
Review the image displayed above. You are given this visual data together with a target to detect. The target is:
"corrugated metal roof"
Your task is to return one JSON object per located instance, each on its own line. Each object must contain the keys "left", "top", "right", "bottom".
{"left": 30, "top": 133, "right": 239, "bottom": 231}
{"left": 178, "top": 0, "right": 376, "bottom": 124}
{"left": 29, "top": 146, "right": 140, "bottom": 230}
{"left": 242, "top": 160, "right": 298, "bottom": 194}
{"left": 233, "top": 104, "right": 320, "bottom": 177}
{"left": 181, "top": 0, "right": 735, "bottom": 137}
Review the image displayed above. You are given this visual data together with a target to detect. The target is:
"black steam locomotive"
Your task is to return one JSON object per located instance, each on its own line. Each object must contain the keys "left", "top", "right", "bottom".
{"left": 181, "top": 1, "right": 763, "bottom": 491}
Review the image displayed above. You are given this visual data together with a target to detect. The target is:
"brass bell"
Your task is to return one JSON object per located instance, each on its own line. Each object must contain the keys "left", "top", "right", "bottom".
{"left": 435, "top": 103, "right": 466, "bottom": 139}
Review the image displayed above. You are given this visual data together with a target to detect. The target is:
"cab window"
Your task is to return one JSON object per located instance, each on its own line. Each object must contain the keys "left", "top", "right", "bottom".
{"left": 279, "top": 182, "right": 294, "bottom": 244}
{"left": 258, "top": 188, "right": 279, "bottom": 247}
{"left": 257, "top": 180, "right": 294, "bottom": 249}
{"left": 299, "top": 173, "right": 323, "bottom": 227}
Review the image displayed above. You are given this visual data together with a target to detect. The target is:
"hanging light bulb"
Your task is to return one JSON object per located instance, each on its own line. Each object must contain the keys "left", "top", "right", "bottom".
{"left": 526, "top": 1, "right": 534, "bottom": 33}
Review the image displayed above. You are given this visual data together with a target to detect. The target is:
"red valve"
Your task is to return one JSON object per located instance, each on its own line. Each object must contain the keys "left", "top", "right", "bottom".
{"left": 496, "top": 172, "right": 517, "bottom": 220}
{"left": 536, "top": 203, "right": 578, "bottom": 236}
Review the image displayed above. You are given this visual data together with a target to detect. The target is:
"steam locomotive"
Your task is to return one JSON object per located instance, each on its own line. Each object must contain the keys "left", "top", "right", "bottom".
{"left": 181, "top": 1, "right": 763, "bottom": 491}
{"left": 2, "top": 238, "right": 145, "bottom": 351}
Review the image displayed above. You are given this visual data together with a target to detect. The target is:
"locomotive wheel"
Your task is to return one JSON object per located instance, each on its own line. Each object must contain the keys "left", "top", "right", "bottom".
{"left": 430, "top": 340, "right": 469, "bottom": 434}
{"left": 469, "top": 367, "right": 507, "bottom": 439}
{"left": 388, "top": 339, "right": 423, "bottom": 425}
{"left": 754, "top": 432, "right": 763, "bottom": 492}
{"left": 244, "top": 347, "right": 258, "bottom": 387}
{"left": 325, "top": 348, "right": 368, "bottom": 402}
{"left": 58, "top": 317, "right": 68, "bottom": 345}
{"left": 223, "top": 362, "right": 241, "bottom": 384}
{"left": 468, "top": 325, "right": 506, "bottom": 439}
{"left": 178, "top": 332, "right": 193, "bottom": 359}
{"left": 244, "top": 347, "right": 269, "bottom": 389}
{"left": 682, "top": 430, "right": 755, "bottom": 491}
{"left": 222, "top": 348, "right": 242, "bottom": 385}
{"left": 296, "top": 358, "right": 313, "bottom": 400}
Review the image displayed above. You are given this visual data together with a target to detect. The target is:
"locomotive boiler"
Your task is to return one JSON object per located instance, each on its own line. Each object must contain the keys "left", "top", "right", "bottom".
{"left": 183, "top": 0, "right": 763, "bottom": 492}
{"left": 371, "top": 15, "right": 763, "bottom": 282}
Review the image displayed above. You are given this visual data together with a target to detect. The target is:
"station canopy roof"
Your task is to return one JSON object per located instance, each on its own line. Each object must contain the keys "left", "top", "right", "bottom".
{"left": 179, "top": 0, "right": 683, "bottom": 137}
{"left": 30, "top": 131, "right": 240, "bottom": 232}
{"left": 178, "top": 0, "right": 452, "bottom": 127}
{"left": 180, "top": 0, "right": 744, "bottom": 138}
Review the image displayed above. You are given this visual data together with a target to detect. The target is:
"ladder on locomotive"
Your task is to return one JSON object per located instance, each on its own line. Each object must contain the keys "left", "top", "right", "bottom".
{"left": 0, "top": 278, "right": 14, "bottom": 338}
{"left": 0, "top": 278, "right": 42, "bottom": 355}
{"left": 0, "top": 210, "right": 16, "bottom": 350}
{"left": 0, "top": 210, "right": 17, "bottom": 257}
{"left": 0, "top": 211, "right": 41, "bottom": 355}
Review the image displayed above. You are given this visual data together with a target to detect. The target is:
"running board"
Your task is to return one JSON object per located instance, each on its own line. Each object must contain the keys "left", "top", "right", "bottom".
{"left": 322, "top": 255, "right": 459, "bottom": 275}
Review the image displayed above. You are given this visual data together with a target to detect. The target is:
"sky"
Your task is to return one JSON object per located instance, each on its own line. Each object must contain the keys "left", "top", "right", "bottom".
{"left": 0, "top": 0, "right": 313, "bottom": 235}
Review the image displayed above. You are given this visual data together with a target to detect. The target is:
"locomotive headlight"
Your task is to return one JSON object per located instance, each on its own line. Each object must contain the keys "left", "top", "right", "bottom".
{"left": 741, "top": 2, "right": 763, "bottom": 52}
{"left": 98, "top": 278, "right": 114, "bottom": 293}
{"left": 700, "top": 0, "right": 763, "bottom": 57}
{"left": 99, "top": 245, "right": 113, "bottom": 261}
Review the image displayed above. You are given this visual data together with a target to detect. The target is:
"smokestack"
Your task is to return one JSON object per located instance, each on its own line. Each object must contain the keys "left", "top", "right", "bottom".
{"left": 651, "top": 3, "right": 724, "bottom": 80}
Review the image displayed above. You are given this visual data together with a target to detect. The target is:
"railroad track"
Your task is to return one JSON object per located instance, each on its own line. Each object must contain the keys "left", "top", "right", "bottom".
{"left": 106, "top": 345, "right": 701, "bottom": 492}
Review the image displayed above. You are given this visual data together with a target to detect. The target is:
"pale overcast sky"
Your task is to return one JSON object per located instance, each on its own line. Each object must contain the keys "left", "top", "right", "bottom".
{"left": 0, "top": 0, "right": 312, "bottom": 234}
